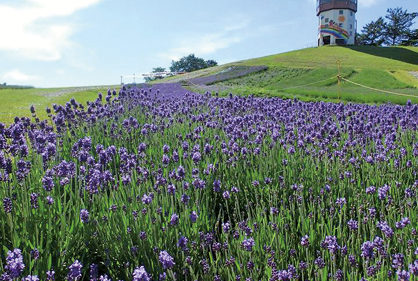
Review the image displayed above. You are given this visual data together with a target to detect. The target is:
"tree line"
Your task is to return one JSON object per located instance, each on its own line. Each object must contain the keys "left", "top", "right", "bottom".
{"left": 357, "top": 7, "right": 417, "bottom": 46}
{"left": 145, "top": 54, "right": 218, "bottom": 82}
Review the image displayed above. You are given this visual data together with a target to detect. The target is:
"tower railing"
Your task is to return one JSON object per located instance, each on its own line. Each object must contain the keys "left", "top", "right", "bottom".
{"left": 317, "top": 0, "right": 357, "bottom": 15}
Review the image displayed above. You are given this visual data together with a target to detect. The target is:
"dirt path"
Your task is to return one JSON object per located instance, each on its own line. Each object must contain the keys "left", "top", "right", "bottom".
{"left": 409, "top": 71, "right": 418, "bottom": 80}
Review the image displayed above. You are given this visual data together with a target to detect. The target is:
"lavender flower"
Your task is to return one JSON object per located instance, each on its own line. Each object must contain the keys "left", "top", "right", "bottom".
{"left": 80, "top": 209, "right": 89, "bottom": 223}
{"left": 181, "top": 194, "right": 190, "bottom": 205}
{"left": 90, "top": 264, "right": 98, "bottom": 281}
{"left": 335, "top": 269, "right": 344, "bottom": 281}
{"left": 190, "top": 211, "right": 198, "bottom": 223}
{"left": 67, "top": 260, "right": 82, "bottom": 281}
{"left": 177, "top": 236, "right": 188, "bottom": 250}
{"left": 192, "top": 152, "right": 201, "bottom": 164}
{"left": 170, "top": 213, "right": 179, "bottom": 226}
{"left": 347, "top": 219, "right": 358, "bottom": 231}
{"left": 378, "top": 185, "right": 390, "bottom": 200}
{"left": 335, "top": 197, "right": 346, "bottom": 208}
{"left": 23, "top": 275, "right": 39, "bottom": 281}
{"left": 321, "top": 235, "right": 340, "bottom": 254}
{"left": 314, "top": 256, "right": 325, "bottom": 269}
{"left": 5, "top": 248, "right": 25, "bottom": 278}
{"left": 365, "top": 186, "right": 376, "bottom": 194}
{"left": 46, "top": 270, "right": 55, "bottom": 281}
{"left": 396, "top": 269, "right": 409, "bottom": 281}
{"left": 30, "top": 248, "right": 39, "bottom": 260}
{"left": 99, "top": 275, "right": 111, "bottom": 281}
{"left": 142, "top": 194, "right": 153, "bottom": 205}
{"left": 3, "top": 197, "right": 12, "bottom": 213}
{"left": 409, "top": 260, "right": 418, "bottom": 276}
{"left": 30, "top": 193, "right": 39, "bottom": 209}
{"left": 377, "top": 221, "right": 394, "bottom": 238}
{"left": 300, "top": 235, "right": 309, "bottom": 247}
{"left": 242, "top": 238, "right": 255, "bottom": 251}
{"left": 231, "top": 186, "right": 239, "bottom": 193}
{"left": 46, "top": 196, "right": 54, "bottom": 205}
{"left": 392, "top": 253, "right": 404, "bottom": 269}
{"left": 395, "top": 217, "right": 411, "bottom": 229}
{"left": 361, "top": 241, "right": 375, "bottom": 259}
{"left": 133, "top": 266, "right": 150, "bottom": 281}
{"left": 159, "top": 251, "right": 175, "bottom": 270}
{"left": 222, "top": 222, "right": 231, "bottom": 233}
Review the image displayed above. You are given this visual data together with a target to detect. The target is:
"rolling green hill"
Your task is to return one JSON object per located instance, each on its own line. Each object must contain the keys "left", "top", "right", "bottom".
{"left": 0, "top": 46, "right": 416, "bottom": 124}
{"left": 159, "top": 46, "right": 418, "bottom": 104}
{"left": 238, "top": 46, "right": 418, "bottom": 70}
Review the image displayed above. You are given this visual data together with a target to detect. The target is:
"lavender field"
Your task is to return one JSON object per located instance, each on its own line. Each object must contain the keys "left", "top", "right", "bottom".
{"left": 0, "top": 83, "right": 417, "bottom": 281}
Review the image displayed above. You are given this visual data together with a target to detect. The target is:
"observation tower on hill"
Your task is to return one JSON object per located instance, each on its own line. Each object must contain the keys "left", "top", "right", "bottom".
{"left": 317, "top": 0, "right": 357, "bottom": 46}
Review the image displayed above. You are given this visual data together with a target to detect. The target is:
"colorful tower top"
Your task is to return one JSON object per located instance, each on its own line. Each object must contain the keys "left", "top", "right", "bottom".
{"left": 317, "top": 0, "right": 358, "bottom": 46}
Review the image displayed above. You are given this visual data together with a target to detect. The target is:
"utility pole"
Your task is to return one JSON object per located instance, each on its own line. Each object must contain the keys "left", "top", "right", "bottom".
{"left": 120, "top": 76, "right": 123, "bottom": 85}
{"left": 133, "top": 73, "right": 136, "bottom": 84}
{"left": 336, "top": 60, "right": 342, "bottom": 102}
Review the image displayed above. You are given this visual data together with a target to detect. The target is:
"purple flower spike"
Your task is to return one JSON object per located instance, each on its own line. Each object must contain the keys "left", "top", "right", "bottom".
{"left": 301, "top": 235, "right": 309, "bottom": 247}
{"left": 396, "top": 269, "right": 409, "bottom": 281}
{"left": 190, "top": 211, "right": 198, "bottom": 223}
{"left": 242, "top": 237, "right": 255, "bottom": 251}
{"left": 133, "top": 266, "right": 150, "bottom": 281}
{"left": 80, "top": 209, "right": 89, "bottom": 223}
{"left": 5, "top": 248, "right": 25, "bottom": 278}
{"left": 170, "top": 213, "right": 179, "bottom": 226}
{"left": 3, "top": 197, "right": 12, "bottom": 213}
{"left": 159, "top": 250, "right": 175, "bottom": 270}
{"left": 23, "top": 275, "right": 39, "bottom": 281}
{"left": 67, "top": 260, "right": 82, "bottom": 281}
{"left": 46, "top": 270, "right": 55, "bottom": 281}
{"left": 223, "top": 191, "right": 230, "bottom": 199}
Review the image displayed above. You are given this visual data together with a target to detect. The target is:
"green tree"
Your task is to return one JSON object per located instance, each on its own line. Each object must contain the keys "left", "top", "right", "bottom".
{"left": 401, "top": 29, "right": 418, "bottom": 46}
{"left": 152, "top": 67, "right": 166, "bottom": 73}
{"left": 205, "top": 60, "right": 218, "bottom": 68}
{"left": 144, "top": 67, "right": 167, "bottom": 82}
{"left": 357, "top": 17, "right": 386, "bottom": 46}
{"left": 384, "top": 7, "right": 417, "bottom": 45}
{"left": 170, "top": 54, "right": 217, "bottom": 72}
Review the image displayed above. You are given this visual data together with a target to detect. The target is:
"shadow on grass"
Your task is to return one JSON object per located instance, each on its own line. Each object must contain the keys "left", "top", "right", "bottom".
{"left": 345, "top": 46, "right": 418, "bottom": 65}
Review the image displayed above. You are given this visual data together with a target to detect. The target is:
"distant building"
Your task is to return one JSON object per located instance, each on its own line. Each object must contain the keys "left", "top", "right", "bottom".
{"left": 317, "top": 0, "right": 357, "bottom": 46}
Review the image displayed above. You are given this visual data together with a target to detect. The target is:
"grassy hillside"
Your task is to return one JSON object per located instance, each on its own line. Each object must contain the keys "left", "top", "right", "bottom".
{"left": 1, "top": 47, "right": 416, "bottom": 124}
{"left": 0, "top": 86, "right": 116, "bottom": 124}
{"left": 238, "top": 46, "right": 418, "bottom": 70}
{"left": 165, "top": 46, "right": 418, "bottom": 104}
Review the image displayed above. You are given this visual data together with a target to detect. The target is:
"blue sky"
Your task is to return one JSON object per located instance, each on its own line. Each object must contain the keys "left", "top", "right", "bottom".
{"left": 0, "top": 0, "right": 416, "bottom": 87}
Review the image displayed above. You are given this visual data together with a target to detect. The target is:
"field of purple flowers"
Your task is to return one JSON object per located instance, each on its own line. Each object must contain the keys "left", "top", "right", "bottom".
{"left": 188, "top": 66, "right": 268, "bottom": 86}
{"left": 0, "top": 83, "right": 417, "bottom": 281}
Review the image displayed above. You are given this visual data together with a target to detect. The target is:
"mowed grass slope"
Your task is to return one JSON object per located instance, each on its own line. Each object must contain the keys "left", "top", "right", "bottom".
{"left": 0, "top": 86, "right": 116, "bottom": 124}
{"left": 168, "top": 46, "right": 418, "bottom": 104}
{"left": 238, "top": 46, "right": 418, "bottom": 70}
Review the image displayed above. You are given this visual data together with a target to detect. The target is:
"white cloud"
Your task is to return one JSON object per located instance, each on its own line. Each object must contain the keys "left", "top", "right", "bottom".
{"left": 2, "top": 70, "right": 40, "bottom": 83}
{"left": 159, "top": 21, "right": 249, "bottom": 61}
{"left": 0, "top": 0, "right": 101, "bottom": 61}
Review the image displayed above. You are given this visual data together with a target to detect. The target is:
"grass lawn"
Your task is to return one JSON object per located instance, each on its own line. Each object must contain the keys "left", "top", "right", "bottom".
{"left": 0, "top": 86, "right": 117, "bottom": 124}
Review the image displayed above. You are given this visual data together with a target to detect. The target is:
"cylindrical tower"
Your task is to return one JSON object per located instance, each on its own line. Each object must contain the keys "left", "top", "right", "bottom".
{"left": 317, "top": 0, "right": 357, "bottom": 46}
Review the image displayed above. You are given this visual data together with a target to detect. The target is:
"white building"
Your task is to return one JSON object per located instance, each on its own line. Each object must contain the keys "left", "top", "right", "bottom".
{"left": 317, "top": 0, "right": 357, "bottom": 46}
